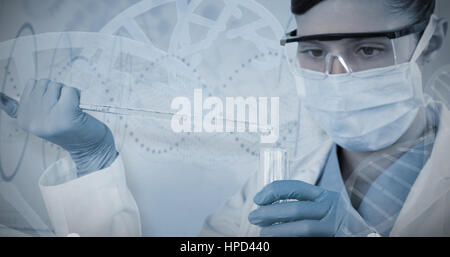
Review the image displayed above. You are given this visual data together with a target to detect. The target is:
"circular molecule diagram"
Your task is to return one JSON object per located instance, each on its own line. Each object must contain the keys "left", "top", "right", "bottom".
{"left": 92, "top": 0, "right": 300, "bottom": 167}
{"left": 0, "top": 0, "right": 300, "bottom": 181}
{"left": 0, "top": 23, "right": 36, "bottom": 181}
{"left": 0, "top": 30, "right": 168, "bottom": 175}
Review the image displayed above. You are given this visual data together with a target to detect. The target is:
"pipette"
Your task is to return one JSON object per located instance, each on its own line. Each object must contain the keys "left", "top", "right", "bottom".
{"left": 79, "top": 103, "right": 177, "bottom": 120}
{"left": 1, "top": 92, "right": 273, "bottom": 131}
{"left": 80, "top": 103, "right": 273, "bottom": 131}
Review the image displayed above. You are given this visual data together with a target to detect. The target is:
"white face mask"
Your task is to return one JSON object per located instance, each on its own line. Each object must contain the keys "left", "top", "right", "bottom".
{"left": 295, "top": 15, "right": 437, "bottom": 152}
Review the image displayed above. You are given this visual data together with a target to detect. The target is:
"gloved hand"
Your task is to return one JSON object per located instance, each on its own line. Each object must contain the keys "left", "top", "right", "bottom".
{"left": 0, "top": 79, "right": 118, "bottom": 176}
{"left": 248, "top": 180, "right": 378, "bottom": 237}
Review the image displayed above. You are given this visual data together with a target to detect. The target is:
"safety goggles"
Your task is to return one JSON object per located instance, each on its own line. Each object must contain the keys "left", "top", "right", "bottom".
{"left": 281, "top": 18, "right": 431, "bottom": 79}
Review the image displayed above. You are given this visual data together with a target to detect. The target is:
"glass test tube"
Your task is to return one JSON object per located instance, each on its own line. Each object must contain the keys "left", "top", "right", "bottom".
{"left": 260, "top": 148, "right": 290, "bottom": 186}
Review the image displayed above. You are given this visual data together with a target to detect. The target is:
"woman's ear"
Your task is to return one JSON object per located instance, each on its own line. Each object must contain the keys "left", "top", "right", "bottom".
{"left": 420, "top": 18, "right": 448, "bottom": 64}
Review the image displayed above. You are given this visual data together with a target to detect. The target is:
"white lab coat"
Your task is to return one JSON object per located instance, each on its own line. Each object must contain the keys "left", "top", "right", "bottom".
{"left": 39, "top": 155, "right": 141, "bottom": 236}
{"left": 39, "top": 106, "right": 450, "bottom": 237}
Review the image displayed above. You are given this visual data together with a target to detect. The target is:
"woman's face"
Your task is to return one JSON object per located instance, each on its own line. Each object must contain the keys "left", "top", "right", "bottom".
{"left": 295, "top": 0, "right": 420, "bottom": 74}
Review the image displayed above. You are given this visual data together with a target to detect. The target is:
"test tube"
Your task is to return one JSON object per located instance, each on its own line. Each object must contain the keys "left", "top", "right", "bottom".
{"left": 259, "top": 147, "right": 290, "bottom": 186}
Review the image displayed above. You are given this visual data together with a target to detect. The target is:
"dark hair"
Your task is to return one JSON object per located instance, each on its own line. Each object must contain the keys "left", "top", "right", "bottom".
{"left": 291, "top": 0, "right": 435, "bottom": 24}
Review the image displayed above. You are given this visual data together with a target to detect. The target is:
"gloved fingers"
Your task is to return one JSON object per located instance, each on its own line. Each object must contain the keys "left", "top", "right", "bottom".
{"left": 58, "top": 85, "right": 81, "bottom": 109}
{"left": 45, "top": 82, "right": 63, "bottom": 108}
{"left": 0, "top": 92, "right": 19, "bottom": 118}
{"left": 254, "top": 180, "right": 324, "bottom": 206}
{"left": 260, "top": 220, "right": 331, "bottom": 237}
{"left": 249, "top": 200, "right": 331, "bottom": 227}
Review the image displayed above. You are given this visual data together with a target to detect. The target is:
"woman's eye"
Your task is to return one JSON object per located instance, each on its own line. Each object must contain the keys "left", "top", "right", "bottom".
{"left": 357, "top": 47, "right": 383, "bottom": 57}
{"left": 300, "top": 49, "right": 325, "bottom": 58}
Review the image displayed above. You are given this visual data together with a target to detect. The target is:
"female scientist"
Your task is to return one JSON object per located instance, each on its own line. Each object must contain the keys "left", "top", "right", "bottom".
{"left": 0, "top": 0, "right": 449, "bottom": 237}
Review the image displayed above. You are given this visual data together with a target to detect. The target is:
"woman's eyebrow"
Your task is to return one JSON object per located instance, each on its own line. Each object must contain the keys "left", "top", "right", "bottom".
{"left": 297, "top": 36, "right": 389, "bottom": 49}
{"left": 346, "top": 37, "right": 389, "bottom": 43}
{"left": 298, "top": 40, "right": 326, "bottom": 47}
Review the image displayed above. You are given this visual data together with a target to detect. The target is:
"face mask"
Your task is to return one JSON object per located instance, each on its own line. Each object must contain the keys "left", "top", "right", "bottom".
{"left": 295, "top": 15, "right": 437, "bottom": 152}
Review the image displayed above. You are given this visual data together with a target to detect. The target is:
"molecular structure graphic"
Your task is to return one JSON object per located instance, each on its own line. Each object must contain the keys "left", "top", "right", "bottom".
{"left": 0, "top": 0, "right": 300, "bottom": 182}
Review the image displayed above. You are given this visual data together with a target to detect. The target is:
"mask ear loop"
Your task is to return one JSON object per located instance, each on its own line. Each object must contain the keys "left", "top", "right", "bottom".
{"left": 409, "top": 15, "right": 438, "bottom": 105}
{"left": 409, "top": 15, "right": 439, "bottom": 148}
{"left": 410, "top": 14, "right": 439, "bottom": 63}
{"left": 413, "top": 15, "right": 440, "bottom": 146}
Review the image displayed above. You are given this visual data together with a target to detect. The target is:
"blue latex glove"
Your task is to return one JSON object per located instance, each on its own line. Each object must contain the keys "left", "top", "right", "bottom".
{"left": 0, "top": 79, "right": 118, "bottom": 176}
{"left": 248, "top": 180, "right": 378, "bottom": 237}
